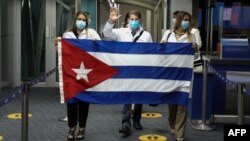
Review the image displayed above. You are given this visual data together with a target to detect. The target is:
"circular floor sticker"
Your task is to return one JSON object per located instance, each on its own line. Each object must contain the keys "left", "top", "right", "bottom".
{"left": 0, "top": 135, "right": 3, "bottom": 140}
{"left": 139, "top": 134, "right": 167, "bottom": 141}
{"left": 7, "top": 113, "right": 32, "bottom": 119}
{"left": 142, "top": 112, "right": 162, "bottom": 118}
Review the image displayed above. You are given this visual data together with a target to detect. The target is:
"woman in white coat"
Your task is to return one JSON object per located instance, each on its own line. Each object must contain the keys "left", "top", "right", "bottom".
{"left": 62, "top": 11, "right": 101, "bottom": 141}
{"left": 161, "top": 11, "right": 197, "bottom": 141}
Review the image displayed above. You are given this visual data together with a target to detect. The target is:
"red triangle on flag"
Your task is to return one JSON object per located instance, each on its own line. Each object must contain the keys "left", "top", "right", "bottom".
{"left": 61, "top": 39, "right": 118, "bottom": 101}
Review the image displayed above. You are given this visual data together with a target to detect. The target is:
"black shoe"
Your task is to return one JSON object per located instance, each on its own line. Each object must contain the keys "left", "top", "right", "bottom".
{"left": 76, "top": 128, "right": 85, "bottom": 140}
{"left": 119, "top": 127, "right": 131, "bottom": 137}
{"left": 133, "top": 123, "right": 143, "bottom": 130}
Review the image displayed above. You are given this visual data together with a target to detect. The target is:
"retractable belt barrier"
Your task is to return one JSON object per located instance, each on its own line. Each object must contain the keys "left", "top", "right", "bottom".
{"left": 0, "top": 67, "right": 57, "bottom": 107}
{"left": 206, "top": 63, "right": 250, "bottom": 95}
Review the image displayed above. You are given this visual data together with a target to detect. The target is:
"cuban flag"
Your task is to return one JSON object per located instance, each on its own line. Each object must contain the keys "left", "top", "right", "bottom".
{"left": 58, "top": 39, "right": 194, "bottom": 105}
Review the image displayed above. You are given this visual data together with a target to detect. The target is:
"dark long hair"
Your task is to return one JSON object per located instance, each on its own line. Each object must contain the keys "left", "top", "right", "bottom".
{"left": 66, "top": 11, "right": 89, "bottom": 32}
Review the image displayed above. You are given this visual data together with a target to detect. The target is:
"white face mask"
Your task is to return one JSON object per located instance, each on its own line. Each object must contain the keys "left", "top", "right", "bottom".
{"left": 172, "top": 18, "right": 176, "bottom": 23}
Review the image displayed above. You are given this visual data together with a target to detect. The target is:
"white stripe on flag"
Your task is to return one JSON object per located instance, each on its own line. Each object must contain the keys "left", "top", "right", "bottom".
{"left": 86, "top": 79, "right": 190, "bottom": 93}
{"left": 88, "top": 52, "right": 194, "bottom": 68}
{"left": 58, "top": 39, "right": 65, "bottom": 103}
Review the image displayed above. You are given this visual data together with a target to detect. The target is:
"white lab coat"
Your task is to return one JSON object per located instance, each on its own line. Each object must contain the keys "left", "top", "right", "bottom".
{"left": 103, "top": 22, "right": 152, "bottom": 42}
{"left": 63, "top": 28, "right": 101, "bottom": 40}
{"left": 191, "top": 28, "right": 202, "bottom": 49}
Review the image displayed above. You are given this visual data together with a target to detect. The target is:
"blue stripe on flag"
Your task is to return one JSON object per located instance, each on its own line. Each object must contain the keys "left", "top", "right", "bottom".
{"left": 74, "top": 91, "right": 189, "bottom": 105}
{"left": 65, "top": 39, "right": 194, "bottom": 55}
{"left": 113, "top": 66, "right": 193, "bottom": 80}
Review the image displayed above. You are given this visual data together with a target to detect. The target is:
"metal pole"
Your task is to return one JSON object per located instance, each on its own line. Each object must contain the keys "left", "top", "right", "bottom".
{"left": 192, "top": 60, "right": 215, "bottom": 131}
{"left": 192, "top": 0, "right": 216, "bottom": 131}
{"left": 209, "top": 4, "right": 215, "bottom": 55}
{"left": 201, "top": 60, "right": 208, "bottom": 124}
{"left": 205, "top": 1, "right": 211, "bottom": 55}
{"left": 237, "top": 84, "right": 244, "bottom": 125}
{"left": 22, "top": 83, "right": 30, "bottom": 141}
{"left": 218, "top": 7, "right": 224, "bottom": 44}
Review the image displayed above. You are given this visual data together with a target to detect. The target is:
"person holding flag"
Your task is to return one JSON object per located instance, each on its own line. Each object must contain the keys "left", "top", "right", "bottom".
{"left": 161, "top": 11, "right": 197, "bottom": 141}
{"left": 103, "top": 8, "right": 152, "bottom": 137}
{"left": 62, "top": 11, "right": 101, "bottom": 140}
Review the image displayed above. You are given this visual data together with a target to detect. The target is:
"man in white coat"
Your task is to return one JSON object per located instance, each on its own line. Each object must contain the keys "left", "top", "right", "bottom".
{"left": 103, "top": 8, "right": 152, "bottom": 137}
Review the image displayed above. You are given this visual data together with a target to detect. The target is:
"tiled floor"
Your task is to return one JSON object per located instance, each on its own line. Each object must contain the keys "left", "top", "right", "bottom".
{"left": 0, "top": 87, "right": 224, "bottom": 141}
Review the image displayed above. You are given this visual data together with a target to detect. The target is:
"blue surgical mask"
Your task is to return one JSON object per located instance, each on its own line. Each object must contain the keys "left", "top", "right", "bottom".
{"left": 181, "top": 21, "right": 190, "bottom": 30}
{"left": 76, "top": 20, "right": 86, "bottom": 30}
{"left": 130, "top": 20, "right": 140, "bottom": 30}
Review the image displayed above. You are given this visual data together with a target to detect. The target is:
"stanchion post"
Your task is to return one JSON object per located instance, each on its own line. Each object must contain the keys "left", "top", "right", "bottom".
{"left": 192, "top": 60, "right": 215, "bottom": 131}
{"left": 21, "top": 83, "right": 30, "bottom": 141}
{"left": 202, "top": 60, "right": 208, "bottom": 125}
{"left": 237, "top": 84, "right": 244, "bottom": 125}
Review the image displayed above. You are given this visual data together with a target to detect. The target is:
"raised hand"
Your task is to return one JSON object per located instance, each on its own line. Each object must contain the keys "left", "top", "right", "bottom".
{"left": 108, "top": 7, "right": 121, "bottom": 23}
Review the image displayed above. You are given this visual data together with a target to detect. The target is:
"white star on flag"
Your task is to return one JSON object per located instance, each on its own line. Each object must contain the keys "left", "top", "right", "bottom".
{"left": 72, "top": 62, "right": 93, "bottom": 82}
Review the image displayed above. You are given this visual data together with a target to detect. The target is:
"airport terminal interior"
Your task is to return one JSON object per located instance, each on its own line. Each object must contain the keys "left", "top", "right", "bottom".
{"left": 1, "top": 0, "right": 250, "bottom": 141}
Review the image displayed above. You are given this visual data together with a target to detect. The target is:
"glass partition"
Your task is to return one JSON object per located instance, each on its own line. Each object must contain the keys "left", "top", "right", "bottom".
{"left": 21, "top": 0, "right": 46, "bottom": 81}
{"left": 21, "top": 0, "right": 75, "bottom": 83}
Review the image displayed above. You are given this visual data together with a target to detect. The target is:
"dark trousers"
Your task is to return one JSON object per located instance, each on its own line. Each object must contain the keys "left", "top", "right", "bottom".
{"left": 121, "top": 104, "right": 142, "bottom": 128}
{"left": 67, "top": 101, "right": 89, "bottom": 128}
